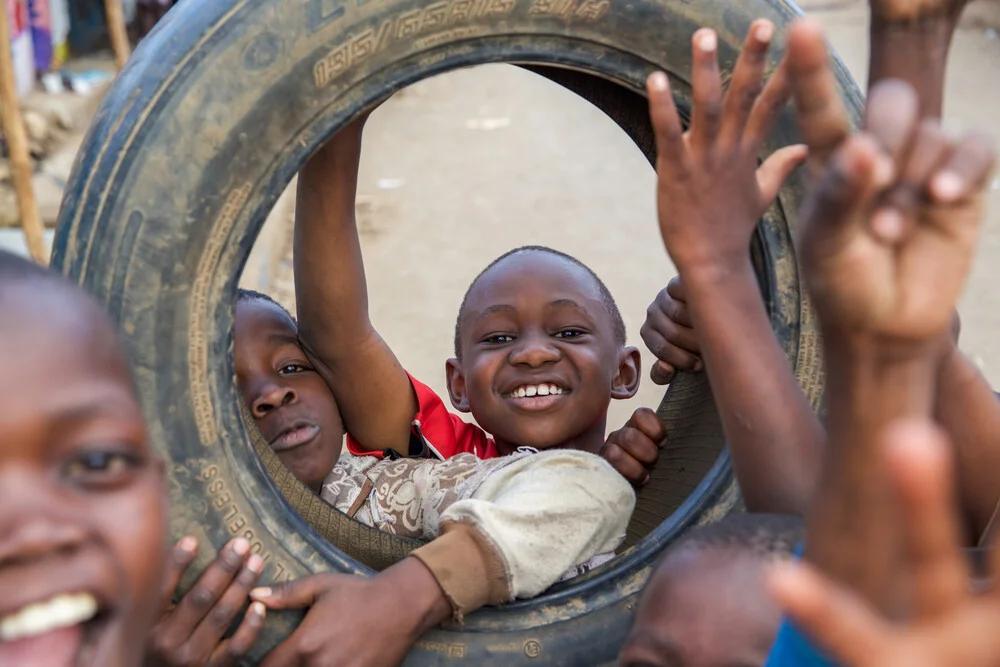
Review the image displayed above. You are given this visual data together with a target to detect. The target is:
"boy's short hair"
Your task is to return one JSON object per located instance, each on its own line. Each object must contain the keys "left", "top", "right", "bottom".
{"left": 237, "top": 288, "right": 296, "bottom": 324}
{"left": 666, "top": 513, "right": 804, "bottom": 561}
{"left": 453, "top": 245, "right": 627, "bottom": 359}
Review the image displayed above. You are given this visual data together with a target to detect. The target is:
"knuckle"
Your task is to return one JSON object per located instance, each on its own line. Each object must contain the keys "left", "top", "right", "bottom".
{"left": 189, "top": 587, "right": 217, "bottom": 611}
{"left": 217, "top": 553, "right": 243, "bottom": 575}
{"left": 209, "top": 603, "right": 236, "bottom": 627}
{"left": 174, "top": 648, "right": 196, "bottom": 667}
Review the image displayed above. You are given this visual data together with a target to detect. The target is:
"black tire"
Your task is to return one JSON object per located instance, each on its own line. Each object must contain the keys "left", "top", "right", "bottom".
{"left": 52, "top": 0, "right": 861, "bottom": 662}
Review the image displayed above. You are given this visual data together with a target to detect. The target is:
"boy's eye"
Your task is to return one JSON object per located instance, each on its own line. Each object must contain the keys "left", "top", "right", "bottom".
{"left": 278, "top": 363, "right": 308, "bottom": 375}
{"left": 64, "top": 451, "right": 141, "bottom": 488}
{"left": 483, "top": 334, "right": 515, "bottom": 345}
{"left": 554, "top": 329, "right": 586, "bottom": 339}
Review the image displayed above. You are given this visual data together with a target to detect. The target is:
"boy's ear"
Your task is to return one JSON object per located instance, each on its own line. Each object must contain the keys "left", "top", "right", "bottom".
{"left": 445, "top": 358, "right": 471, "bottom": 413}
{"left": 611, "top": 346, "right": 642, "bottom": 400}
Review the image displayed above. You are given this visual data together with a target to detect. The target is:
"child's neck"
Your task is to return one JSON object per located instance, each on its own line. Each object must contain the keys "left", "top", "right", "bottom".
{"left": 495, "top": 418, "right": 607, "bottom": 457}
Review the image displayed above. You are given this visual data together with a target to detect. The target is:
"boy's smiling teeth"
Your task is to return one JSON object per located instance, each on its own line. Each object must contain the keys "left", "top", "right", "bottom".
{"left": 0, "top": 593, "right": 98, "bottom": 642}
{"left": 509, "top": 384, "right": 567, "bottom": 398}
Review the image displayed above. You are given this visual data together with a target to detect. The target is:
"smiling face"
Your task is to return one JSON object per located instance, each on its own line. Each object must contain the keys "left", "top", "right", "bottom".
{"left": 0, "top": 276, "right": 168, "bottom": 667}
{"left": 234, "top": 297, "right": 345, "bottom": 492}
{"left": 449, "top": 250, "right": 639, "bottom": 455}
{"left": 619, "top": 547, "right": 783, "bottom": 667}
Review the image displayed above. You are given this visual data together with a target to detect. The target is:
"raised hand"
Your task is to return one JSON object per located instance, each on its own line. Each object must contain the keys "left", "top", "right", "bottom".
{"left": 769, "top": 418, "right": 1000, "bottom": 667}
{"left": 647, "top": 20, "right": 808, "bottom": 274}
{"left": 794, "top": 76, "right": 994, "bottom": 347}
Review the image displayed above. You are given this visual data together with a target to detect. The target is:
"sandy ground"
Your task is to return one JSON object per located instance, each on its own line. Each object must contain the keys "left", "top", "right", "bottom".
{"left": 240, "top": 0, "right": 1000, "bottom": 436}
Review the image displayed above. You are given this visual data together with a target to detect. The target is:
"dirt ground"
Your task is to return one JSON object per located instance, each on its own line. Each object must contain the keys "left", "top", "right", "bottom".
{"left": 240, "top": 0, "right": 1000, "bottom": 435}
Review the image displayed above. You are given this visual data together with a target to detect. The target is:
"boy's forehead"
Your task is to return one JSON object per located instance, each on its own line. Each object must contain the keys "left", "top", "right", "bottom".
{"left": 0, "top": 283, "right": 136, "bottom": 400}
{"left": 465, "top": 251, "right": 607, "bottom": 315}
{"left": 235, "top": 299, "right": 299, "bottom": 357}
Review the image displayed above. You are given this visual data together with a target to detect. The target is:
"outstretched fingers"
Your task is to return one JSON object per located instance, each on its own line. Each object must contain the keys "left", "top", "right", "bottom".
{"left": 647, "top": 71, "right": 686, "bottom": 170}
{"left": 786, "top": 19, "right": 851, "bottom": 168}
{"left": 688, "top": 28, "right": 723, "bottom": 154}
{"left": 719, "top": 20, "right": 775, "bottom": 148}
{"left": 881, "top": 420, "right": 969, "bottom": 619}
{"left": 767, "top": 561, "right": 889, "bottom": 666}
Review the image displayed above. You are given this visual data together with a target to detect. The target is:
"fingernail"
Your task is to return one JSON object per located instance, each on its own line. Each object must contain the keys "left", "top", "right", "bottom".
{"left": 648, "top": 71, "right": 669, "bottom": 92}
{"left": 873, "top": 155, "right": 894, "bottom": 188}
{"left": 698, "top": 30, "right": 717, "bottom": 53}
{"left": 251, "top": 587, "right": 272, "bottom": 599}
{"left": 872, "top": 208, "right": 904, "bottom": 242}
{"left": 232, "top": 538, "right": 250, "bottom": 556}
{"left": 932, "top": 171, "right": 963, "bottom": 201}
{"left": 693, "top": 359, "right": 704, "bottom": 372}
{"left": 178, "top": 536, "right": 198, "bottom": 553}
{"left": 251, "top": 601, "right": 266, "bottom": 617}
{"left": 247, "top": 554, "right": 264, "bottom": 574}
{"left": 755, "top": 21, "right": 774, "bottom": 43}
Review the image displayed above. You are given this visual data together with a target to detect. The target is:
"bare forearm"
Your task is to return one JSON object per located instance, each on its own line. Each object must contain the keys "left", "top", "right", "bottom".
{"left": 868, "top": 16, "right": 957, "bottom": 118}
{"left": 936, "top": 345, "right": 1000, "bottom": 541}
{"left": 682, "top": 260, "right": 824, "bottom": 515}
{"left": 294, "top": 123, "right": 373, "bottom": 359}
{"left": 805, "top": 337, "right": 941, "bottom": 612}
{"left": 293, "top": 121, "right": 417, "bottom": 451}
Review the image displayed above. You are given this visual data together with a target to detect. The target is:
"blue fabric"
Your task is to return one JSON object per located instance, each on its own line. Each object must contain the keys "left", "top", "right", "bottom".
{"left": 765, "top": 619, "right": 839, "bottom": 667}
{"left": 765, "top": 542, "right": 840, "bottom": 667}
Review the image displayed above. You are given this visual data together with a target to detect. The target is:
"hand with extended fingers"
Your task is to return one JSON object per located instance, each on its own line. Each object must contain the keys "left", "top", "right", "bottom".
{"left": 769, "top": 418, "right": 1000, "bottom": 667}
{"left": 145, "top": 537, "right": 265, "bottom": 667}
{"left": 786, "top": 20, "right": 995, "bottom": 347}
{"left": 646, "top": 20, "right": 808, "bottom": 275}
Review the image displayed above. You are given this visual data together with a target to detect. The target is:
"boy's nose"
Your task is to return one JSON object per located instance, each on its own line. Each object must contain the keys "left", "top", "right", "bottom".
{"left": 252, "top": 383, "right": 297, "bottom": 417}
{"left": 509, "top": 334, "right": 561, "bottom": 367}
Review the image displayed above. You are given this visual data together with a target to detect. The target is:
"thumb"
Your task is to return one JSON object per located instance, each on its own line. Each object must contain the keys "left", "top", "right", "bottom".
{"left": 251, "top": 575, "right": 331, "bottom": 610}
{"left": 800, "top": 133, "right": 887, "bottom": 262}
{"left": 757, "top": 144, "right": 809, "bottom": 210}
{"left": 650, "top": 360, "right": 676, "bottom": 386}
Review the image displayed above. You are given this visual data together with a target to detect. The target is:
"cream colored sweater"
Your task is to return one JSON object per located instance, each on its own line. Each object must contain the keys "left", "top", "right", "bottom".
{"left": 321, "top": 448, "right": 634, "bottom": 618}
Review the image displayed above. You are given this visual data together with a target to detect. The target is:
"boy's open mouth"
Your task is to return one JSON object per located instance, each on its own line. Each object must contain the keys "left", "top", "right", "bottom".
{"left": 504, "top": 383, "right": 571, "bottom": 411}
{"left": 0, "top": 592, "right": 108, "bottom": 667}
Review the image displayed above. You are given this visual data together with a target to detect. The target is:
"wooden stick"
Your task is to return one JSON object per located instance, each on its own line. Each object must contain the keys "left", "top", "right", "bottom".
{"left": 0, "top": 5, "right": 47, "bottom": 263}
{"left": 105, "top": 0, "right": 132, "bottom": 70}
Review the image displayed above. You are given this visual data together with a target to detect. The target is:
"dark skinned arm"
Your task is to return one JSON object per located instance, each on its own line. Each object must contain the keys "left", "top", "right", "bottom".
{"left": 865, "top": 0, "right": 1000, "bottom": 545}
{"left": 645, "top": 22, "right": 818, "bottom": 515}
{"left": 294, "top": 115, "right": 417, "bottom": 454}
{"left": 787, "top": 20, "right": 995, "bottom": 611}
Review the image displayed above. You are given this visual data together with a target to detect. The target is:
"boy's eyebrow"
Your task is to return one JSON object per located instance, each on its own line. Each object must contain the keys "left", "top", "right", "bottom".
{"left": 266, "top": 332, "right": 302, "bottom": 348}
{"left": 474, "top": 304, "right": 517, "bottom": 323}
{"left": 44, "top": 387, "right": 143, "bottom": 425}
{"left": 547, "top": 299, "right": 595, "bottom": 319}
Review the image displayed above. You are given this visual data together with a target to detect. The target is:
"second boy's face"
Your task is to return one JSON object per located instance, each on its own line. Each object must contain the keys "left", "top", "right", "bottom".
{"left": 450, "top": 251, "right": 638, "bottom": 454}
{"left": 0, "top": 284, "right": 167, "bottom": 667}
{"left": 620, "top": 548, "right": 782, "bottom": 667}
{"left": 234, "top": 299, "right": 345, "bottom": 492}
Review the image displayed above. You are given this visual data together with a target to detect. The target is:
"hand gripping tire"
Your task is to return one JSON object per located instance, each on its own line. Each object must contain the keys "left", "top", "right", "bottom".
{"left": 52, "top": 0, "right": 861, "bottom": 662}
